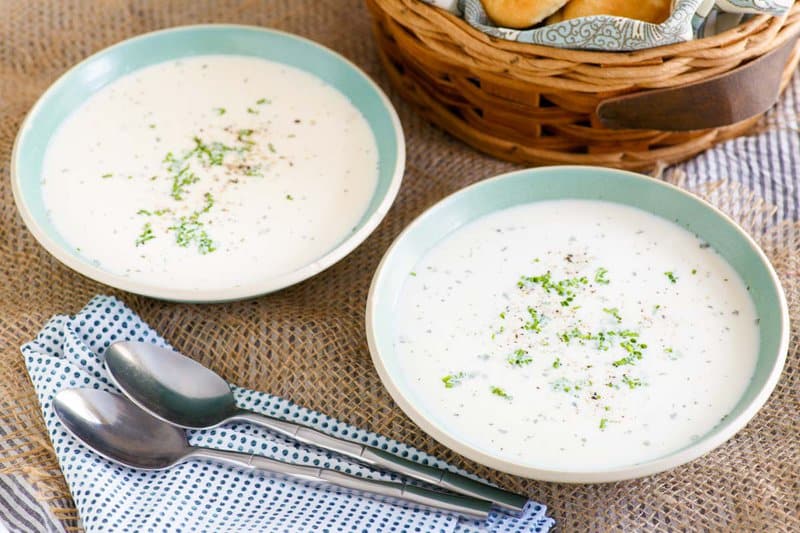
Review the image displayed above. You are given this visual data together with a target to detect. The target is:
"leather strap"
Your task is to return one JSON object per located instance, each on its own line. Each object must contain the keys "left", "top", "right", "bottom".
{"left": 597, "top": 33, "right": 799, "bottom": 131}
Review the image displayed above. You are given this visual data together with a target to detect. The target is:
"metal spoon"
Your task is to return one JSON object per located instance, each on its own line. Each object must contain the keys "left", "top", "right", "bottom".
{"left": 105, "top": 341, "right": 527, "bottom": 513}
{"left": 53, "top": 388, "right": 492, "bottom": 519}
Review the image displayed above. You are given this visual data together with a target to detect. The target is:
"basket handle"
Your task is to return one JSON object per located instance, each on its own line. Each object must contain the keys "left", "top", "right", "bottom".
{"left": 597, "top": 33, "right": 799, "bottom": 131}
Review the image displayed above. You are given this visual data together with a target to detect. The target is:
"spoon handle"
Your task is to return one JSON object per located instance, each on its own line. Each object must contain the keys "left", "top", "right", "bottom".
{"left": 187, "top": 447, "right": 491, "bottom": 519}
{"left": 231, "top": 410, "right": 527, "bottom": 513}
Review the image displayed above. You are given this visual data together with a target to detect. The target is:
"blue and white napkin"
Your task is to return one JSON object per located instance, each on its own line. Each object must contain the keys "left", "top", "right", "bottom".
{"left": 21, "top": 296, "right": 554, "bottom": 532}
{"left": 423, "top": 0, "right": 793, "bottom": 51}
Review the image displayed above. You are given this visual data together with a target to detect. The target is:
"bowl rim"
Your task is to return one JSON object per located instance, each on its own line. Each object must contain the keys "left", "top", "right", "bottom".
{"left": 365, "top": 165, "right": 790, "bottom": 483}
{"left": 11, "top": 23, "right": 405, "bottom": 303}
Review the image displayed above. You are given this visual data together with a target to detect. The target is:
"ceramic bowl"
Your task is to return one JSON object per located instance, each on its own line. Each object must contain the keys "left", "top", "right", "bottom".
{"left": 12, "top": 25, "right": 404, "bottom": 302}
{"left": 366, "top": 166, "right": 789, "bottom": 482}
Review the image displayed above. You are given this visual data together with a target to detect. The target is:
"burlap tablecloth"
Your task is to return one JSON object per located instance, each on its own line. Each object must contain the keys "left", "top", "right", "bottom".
{"left": 1, "top": 1, "right": 798, "bottom": 531}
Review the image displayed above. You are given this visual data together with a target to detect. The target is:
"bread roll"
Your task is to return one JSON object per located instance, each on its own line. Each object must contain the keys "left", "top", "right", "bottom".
{"left": 547, "top": 9, "right": 565, "bottom": 23}
{"left": 481, "top": 0, "right": 571, "bottom": 28}
{"left": 547, "top": 0, "right": 673, "bottom": 24}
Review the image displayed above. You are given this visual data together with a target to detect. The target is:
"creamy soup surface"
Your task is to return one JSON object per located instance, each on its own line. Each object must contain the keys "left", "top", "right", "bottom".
{"left": 394, "top": 200, "right": 759, "bottom": 470}
{"left": 42, "top": 55, "right": 379, "bottom": 290}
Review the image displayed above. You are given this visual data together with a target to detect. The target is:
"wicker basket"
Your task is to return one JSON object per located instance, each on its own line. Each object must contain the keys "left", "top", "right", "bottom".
{"left": 366, "top": 0, "right": 800, "bottom": 171}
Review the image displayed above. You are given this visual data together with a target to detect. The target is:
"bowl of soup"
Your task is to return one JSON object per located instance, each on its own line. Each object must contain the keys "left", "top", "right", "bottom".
{"left": 12, "top": 25, "right": 404, "bottom": 302}
{"left": 366, "top": 166, "right": 788, "bottom": 482}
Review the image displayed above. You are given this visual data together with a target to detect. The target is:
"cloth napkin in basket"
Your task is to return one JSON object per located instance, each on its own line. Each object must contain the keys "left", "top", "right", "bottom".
{"left": 424, "top": 0, "right": 793, "bottom": 51}
{"left": 21, "top": 295, "right": 554, "bottom": 533}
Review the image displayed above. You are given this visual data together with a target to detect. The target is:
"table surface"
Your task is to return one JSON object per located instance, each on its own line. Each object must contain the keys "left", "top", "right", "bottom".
{"left": 0, "top": 1, "right": 798, "bottom": 531}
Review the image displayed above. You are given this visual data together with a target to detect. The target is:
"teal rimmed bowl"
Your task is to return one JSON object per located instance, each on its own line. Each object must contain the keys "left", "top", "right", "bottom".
{"left": 366, "top": 166, "right": 789, "bottom": 482}
{"left": 11, "top": 25, "right": 404, "bottom": 302}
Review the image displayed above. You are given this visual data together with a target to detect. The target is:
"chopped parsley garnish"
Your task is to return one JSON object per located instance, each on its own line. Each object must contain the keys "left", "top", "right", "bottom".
{"left": 603, "top": 307, "right": 622, "bottom": 323}
{"left": 409, "top": 271, "right": 417, "bottom": 277}
{"left": 268, "top": 142, "right": 276, "bottom": 154}
{"left": 162, "top": 135, "right": 248, "bottom": 200}
{"left": 558, "top": 327, "right": 647, "bottom": 367}
{"left": 558, "top": 328, "right": 590, "bottom": 344}
{"left": 256, "top": 97, "right": 270, "bottom": 105}
{"left": 507, "top": 349, "right": 532, "bottom": 367}
{"left": 522, "top": 306, "right": 543, "bottom": 332}
{"left": 554, "top": 380, "right": 572, "bottom": 393}
{"left": 237, "top": 128, "right": 255, "bottom": 145}
{"left": 612, "top": 356, "right": 633, "bottom": 367}
{"left": 622, "top": 374, "right": 643, "bottom": 389}
{"left": 201, "top": 191, "right": 214, "bottom": 212}
{"left": 286, "top": 194, "right": 294, "bottom": 201}
{"left": 135, "top": 222, "right": 155, "bottom": 246}
{"left": 101, "top": 173, "right": 113, "bottom": 179}
{"left": 244, "top": 165, "right": 263, "bottom": 177}
{"left": 665, "top": 271, "right": 678, "bottom": 283}
{"left": 442, "top": 372, "right": 465, "bottom": 388}
{"left": 490, "top": 386, "right": 512, "bottom": 399}
{"left": 169, "top": 165, "right": 200, "bottom": 201}
{"left": 247, "top": 107, "right": 258, "bottom": 114}
{"left": 594, "top": 267, "right": 610, "bottom": 285}
{"left": 138, "top": 208, "right": 171, "bottom": 217}
{"left": 518, "top": 271, "right": 588, "bottom": 306}
{"left": 124, "top": 126, "right": 268, "bottom": 253}
{"left": 192, "top": 136, "right": 233, "bottom": 166}
{"left": 214, "top": 107, "right": 226, "bottom": 115}
{"left": 490, "top": 324, "right": 505, "bottom": 340}
{"left": 551, "top": 377, "right": 590, "bottom": 394}
{"left": 691, "top": 269, "right": 697, "bottom": 275}
{"left": 499, "top": 312, "right": 506, "bottom": 319}
{"left": 167, "top": 192, "right": 217, "bottom": 254}
{"left": 599, "top": 418, "right": 608, "bottom": 430}
{"left": 612, "top": 336, "right": 647, "bottom": 367}
{"left": 552, "top": 357, "right": 561, "bottom": 369}
{"left": 558, "top": 328, "right": 616, "bottom": 350}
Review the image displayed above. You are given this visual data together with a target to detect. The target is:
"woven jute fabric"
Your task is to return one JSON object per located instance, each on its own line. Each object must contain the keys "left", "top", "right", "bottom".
{"left": 0, "top": 1, "right": 797, "bottom": 531}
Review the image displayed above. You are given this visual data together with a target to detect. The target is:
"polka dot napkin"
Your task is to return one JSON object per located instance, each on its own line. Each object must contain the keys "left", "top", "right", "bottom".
{"left": 21, "top": 296, "right": 554, "bottom": 532}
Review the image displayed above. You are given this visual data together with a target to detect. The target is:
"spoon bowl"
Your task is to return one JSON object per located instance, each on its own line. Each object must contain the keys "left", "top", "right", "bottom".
{"left": 53, "top": 388, "right": 190, "bottom": 470}
{"left": 105, "top": 341, "right": 238, "bottom": 428}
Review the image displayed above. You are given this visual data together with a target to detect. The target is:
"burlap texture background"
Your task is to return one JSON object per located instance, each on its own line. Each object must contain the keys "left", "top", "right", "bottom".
{"left": 0, "top": 1, "right": 797, "bottom": 530}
